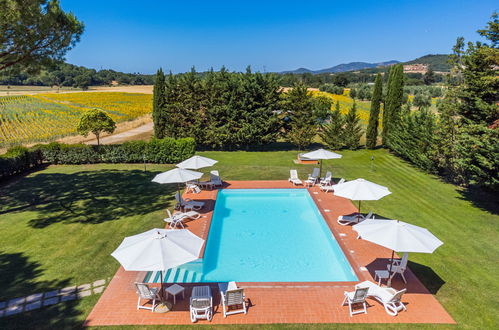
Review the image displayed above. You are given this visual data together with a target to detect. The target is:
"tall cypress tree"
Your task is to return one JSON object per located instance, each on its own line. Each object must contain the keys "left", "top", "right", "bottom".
{"left": 344, "top": 101, "right": 363, "bottom": 150}
{"left": 382, "top": 64, "right": 404, "bottom": 145}
{"left": 320, "top": 102, "right": 344, "bottom": 149}
{"left": 283, "top": 83, "right": 317, "bottom": 149}
{"left": 366, "top": 73, "right": 383, "bottom": 149}
{"left": 152, "top": 68, "right": 165, "bottom": 138}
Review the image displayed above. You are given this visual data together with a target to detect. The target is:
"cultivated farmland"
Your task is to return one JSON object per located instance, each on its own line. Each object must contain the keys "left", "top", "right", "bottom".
{"left": 0, "top": 92, "right": 152, "bottom": 148}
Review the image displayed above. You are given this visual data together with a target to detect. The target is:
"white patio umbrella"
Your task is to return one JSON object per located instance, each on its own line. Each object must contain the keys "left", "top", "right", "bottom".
{"left": 111, "top": 228, "right": 205, "bottom": 289}
{"left": 300, "top": 148, "right": 342, "bottom": 177}
{"left": 176, "top": 155, "right": 218, "bottom": 170}
{"left": 333, "top": 178, "right": 391, "bottom": 213}
{"left": 353, "top": 219, "right": 443, "bottom": 285}
{"left": 152, "top": 167, "right": 203, "bottom": 196}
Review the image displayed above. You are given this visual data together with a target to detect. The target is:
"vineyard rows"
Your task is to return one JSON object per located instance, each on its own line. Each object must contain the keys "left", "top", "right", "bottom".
{"left": 0, "top": 93, "right": 152, "bottom": 147}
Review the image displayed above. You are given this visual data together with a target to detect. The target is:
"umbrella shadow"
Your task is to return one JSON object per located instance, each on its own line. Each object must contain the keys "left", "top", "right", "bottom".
{"left": 364, "top": 258, "right": 445, "bottom": 294}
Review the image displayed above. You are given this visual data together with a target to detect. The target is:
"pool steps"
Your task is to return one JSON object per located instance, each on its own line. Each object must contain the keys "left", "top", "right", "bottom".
{"left": 143, "top": 267, "right": 203, "bottom": 284}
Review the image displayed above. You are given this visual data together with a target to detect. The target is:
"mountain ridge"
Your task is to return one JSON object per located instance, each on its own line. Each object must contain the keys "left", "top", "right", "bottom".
{"left": 280, "top": 54, "right": 450, "bottom": 74}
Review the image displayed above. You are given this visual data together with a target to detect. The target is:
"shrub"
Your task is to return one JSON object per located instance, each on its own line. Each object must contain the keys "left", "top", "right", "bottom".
{"left": 0, "top": 137, "right": 195, "bottom": 182}
{"left": 0, "top": 146, "right": 43, "bottom": 181}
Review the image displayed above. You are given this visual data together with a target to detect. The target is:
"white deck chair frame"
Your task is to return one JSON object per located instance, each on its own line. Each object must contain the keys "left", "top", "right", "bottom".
{"left": 288, "top": 170, "right": 303, "bottom": 186}
{"left": 175, "top": 192, "right": 204, "bottom": 211}
{"left": 135, "top": 283, "right": 161, "bottom": 312}
{"left": 341, "top": 286, "right": 369, "bottom": 316}
{"left": 355, "top": 281, "right": 407, "bottom": 316}
{"left": 387, "top": 252, "right": 409, "bottom": 283}
{"left": 304, "top": 168, "right": 320, "bottom": 186}
{"left": 220, "top": 282, "right": 247, "bottom": 317}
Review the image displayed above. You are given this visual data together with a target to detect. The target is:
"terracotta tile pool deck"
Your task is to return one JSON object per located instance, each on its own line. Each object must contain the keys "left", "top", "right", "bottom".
{"left": 85, "top": 180, "right": 455, "bottom": 326}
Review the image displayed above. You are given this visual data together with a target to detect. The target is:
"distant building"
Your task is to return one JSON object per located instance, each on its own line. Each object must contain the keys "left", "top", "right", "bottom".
{"left": 403, "top": 64, "right": 429, "bottom": 74}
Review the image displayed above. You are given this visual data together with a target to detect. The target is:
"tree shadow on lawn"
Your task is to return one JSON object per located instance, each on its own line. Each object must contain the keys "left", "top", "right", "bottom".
{"left": 458, "top": 185, "right": 499, "bottom": 215}
{"left": 0, "top": 169, "right": 175, "bottom": 228}
{"left": 0, "top": 252, "right": 85, "bottom": 330}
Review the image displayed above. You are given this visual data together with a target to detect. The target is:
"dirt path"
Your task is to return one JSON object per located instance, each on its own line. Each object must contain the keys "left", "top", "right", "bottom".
{"left": 85, "top": 122, "right": 153, "bottom": 145}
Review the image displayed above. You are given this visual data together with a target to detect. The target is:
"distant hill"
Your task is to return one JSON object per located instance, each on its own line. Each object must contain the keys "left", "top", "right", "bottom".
{"left": 281, "top": 54, "right": 451, "bottom": 75}
{"left": 281, "top": 60, "right": 399, "bottom": 74}
{"left": 403, "top": 54, "right": 451, "bottom": 72}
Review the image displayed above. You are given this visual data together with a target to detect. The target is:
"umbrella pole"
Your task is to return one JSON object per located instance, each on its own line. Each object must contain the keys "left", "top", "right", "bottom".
{"left": 358, "top": 200, "right": 361, "bottom": 214}
{"left": 320, "top": 160, "right": 323, "bottom": 178}
{"left": 387, "top": 250, "right": 395, "bottom": 287}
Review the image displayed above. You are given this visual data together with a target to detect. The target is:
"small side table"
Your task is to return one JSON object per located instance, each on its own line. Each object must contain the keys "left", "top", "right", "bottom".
{"left": 374, "top": 270, "right": 390, "bottom": 285}
{"left": 165, "top": 284, "right": 185, "bottom": 304}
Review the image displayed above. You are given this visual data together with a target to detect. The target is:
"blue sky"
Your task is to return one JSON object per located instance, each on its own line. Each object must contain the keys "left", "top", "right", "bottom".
{"left": 61, "top": 0, "right": 497, "bottom": 74}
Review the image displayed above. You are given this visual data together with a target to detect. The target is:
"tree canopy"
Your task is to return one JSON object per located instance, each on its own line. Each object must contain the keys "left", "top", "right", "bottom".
{"left": 0, "top": 0, "right": 84, "bottom": 72}
{"left": 76, "top": 109, "right": 116, "bottom": 146}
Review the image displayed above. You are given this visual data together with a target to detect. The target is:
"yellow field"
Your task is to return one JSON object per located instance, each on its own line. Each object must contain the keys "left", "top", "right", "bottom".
{"left": 0, "top": 92, "right": 152, "bottom": 147}
{"left": 310, "top": 90, "right": 371, "bottom": 124}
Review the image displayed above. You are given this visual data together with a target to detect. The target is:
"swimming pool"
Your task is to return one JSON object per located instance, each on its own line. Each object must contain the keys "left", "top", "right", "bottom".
{"left": 145, "top": 189, "right": 357, "bottom": 283}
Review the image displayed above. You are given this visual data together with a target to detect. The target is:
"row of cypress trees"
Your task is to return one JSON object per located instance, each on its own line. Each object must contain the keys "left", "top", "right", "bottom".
{"left": 153, "top": 67, "right": 281, "bottom": 149}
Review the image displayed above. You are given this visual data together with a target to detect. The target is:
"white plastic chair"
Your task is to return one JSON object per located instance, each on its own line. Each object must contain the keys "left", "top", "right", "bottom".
{"left": 320, "top": 178, "right": 345, "bottom": 192}
{"left": 304, "top": 168, "right": 320, "bottom": 186}
{"left": 341, "top": 286, "right": 369, "bottom": 316}
{"left": 387, "top": 252, "right": 409, "bottom": 283}
{"left": 355, "top": 281, "right": 407, "bottom": 316}
{"left": 320, "top": 171, "right": 332, "bottom": 185}
{"left": 135, "top": 283, "right": 161, "bottom": 312}
{"left": 288, "top": 170, "right": 303, "bottom": 186}
{"left": 219, "top": 281, "right": 247, "bottom": 317}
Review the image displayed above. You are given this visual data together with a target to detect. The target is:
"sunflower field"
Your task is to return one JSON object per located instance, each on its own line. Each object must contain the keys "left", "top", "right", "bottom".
{"left": 0, "top": 92, "right": 152, "bottom": 148}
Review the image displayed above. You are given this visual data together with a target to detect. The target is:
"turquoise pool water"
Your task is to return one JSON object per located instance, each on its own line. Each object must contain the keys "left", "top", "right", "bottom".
{"left": 145, "top": 189, "right": 358, "bottom": 283}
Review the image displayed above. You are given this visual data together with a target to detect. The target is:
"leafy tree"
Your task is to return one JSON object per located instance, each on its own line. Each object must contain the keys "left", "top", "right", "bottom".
{"left": 423, "top": 67, "right": 436, "bottom": 85}
{"left": 76, "top": 109, "right": 116, "bottom": 146}
{"left": 349, "top": 88, "right": 357, "bottom": 99}
{"left": 320, "top": 102, "right": 344, "bottom": 149}
{"left": 343, "top": 102, "right": 363, "bottom": 149}
{"left": 312, "top": 95, "right": 332, "bottom": 123}
{"left": 282, "top": 83, "right": 317, "bottom": 149}
{"left": 366, "top": 73, "right": 383, "bottom": 149}
{"left": 152, "top": 68, "right": 166, "bottom": 138}
{"left": 382, "top": 64, "right": 404, "bottom": 145}
{"left": 73, "top": 73, "right": 91, "bottom": 90}
{"left": 0, "top": 0, "right": 84, "bottom": 72}
{"left": 413, "top": 92, "right": 432, "bottom": 109}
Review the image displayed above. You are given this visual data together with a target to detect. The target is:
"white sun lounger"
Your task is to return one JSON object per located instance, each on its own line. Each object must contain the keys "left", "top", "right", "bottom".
{"left": 190, "top": 285, "right": 213, "bottom": 322}
{"left": 338, "top": 211, "right": 374, "bottom": 226}
{"left": 320, "top": 171, "right": 332, "bottom": 185}
{"left": 164, "top": 209, "right": 201, "bottom": 229}
{"left": 304, "top": 168, "right": 320, "bottom": 186}
{"left": 175, "top": 192, "right": 205, "bottom": 211}
{"left": 355, "top": 281, "right": 407, "bottom": 316}
{"left": 218, "top": 281, "right": 247, "bottom": 317}
{"left": 288, "top": 170, "right": 303, "bottom": 186}
{"left": 320, "top": 178, "right": 345, "bottom": 192}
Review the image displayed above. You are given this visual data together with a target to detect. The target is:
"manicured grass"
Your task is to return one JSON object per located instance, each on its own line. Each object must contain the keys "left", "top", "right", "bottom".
{"left": 0, "top": 149, "right": 497, "bottom": 329}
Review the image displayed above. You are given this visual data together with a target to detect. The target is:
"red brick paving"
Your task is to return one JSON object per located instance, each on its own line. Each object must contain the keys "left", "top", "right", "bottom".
{"left": 85, "top": 181, "right": 455, "bottom": 326}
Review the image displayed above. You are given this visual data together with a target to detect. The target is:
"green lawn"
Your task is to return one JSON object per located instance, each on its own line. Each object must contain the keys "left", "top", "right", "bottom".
{"left": 0, "top": 149, "right": 497, "bottom": 329}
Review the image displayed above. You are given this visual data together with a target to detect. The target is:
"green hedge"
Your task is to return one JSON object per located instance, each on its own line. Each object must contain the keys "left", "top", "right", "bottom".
{"left": 0, "top": 146, "right": 43, "bottom": 181}
{"left": 0, "top": 137, "right": 195, "bottom": 181}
